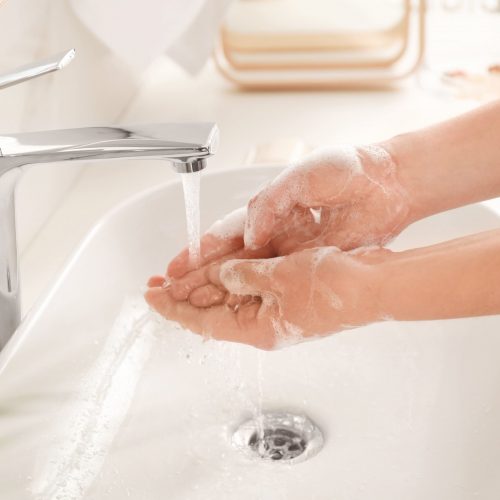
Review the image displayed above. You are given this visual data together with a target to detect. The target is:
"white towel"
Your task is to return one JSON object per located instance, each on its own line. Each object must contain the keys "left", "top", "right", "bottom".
{"left": 69, "top": 0, "right": 234, "bottom": 74}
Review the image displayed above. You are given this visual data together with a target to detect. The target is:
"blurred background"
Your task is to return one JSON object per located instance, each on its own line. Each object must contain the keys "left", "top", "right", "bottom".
{"left": 1, "top": 0, "right": 499, "bottom": 310}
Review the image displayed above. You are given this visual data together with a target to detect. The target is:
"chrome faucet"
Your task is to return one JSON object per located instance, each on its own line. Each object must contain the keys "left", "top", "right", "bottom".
{"left": 0, "top": 122, "right": 219, "bottom": 349}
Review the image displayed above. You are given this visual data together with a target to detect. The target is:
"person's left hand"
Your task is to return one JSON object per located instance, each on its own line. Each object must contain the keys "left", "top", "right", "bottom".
{"left": 145, "top": 247, "right": 385, "bottom": 350}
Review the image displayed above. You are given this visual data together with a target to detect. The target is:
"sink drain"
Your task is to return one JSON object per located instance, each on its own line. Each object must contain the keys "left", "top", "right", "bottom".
{"left": 232, "top": 412, "right": 324, "bottom": 463}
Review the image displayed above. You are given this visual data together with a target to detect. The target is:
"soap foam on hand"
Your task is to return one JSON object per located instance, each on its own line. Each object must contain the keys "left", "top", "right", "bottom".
{"left": 243, "top": 143, "right": 410, "bottom": 253}
{"left": 207, "top": 206, "right": 247, "bottom": 240}
{"left": 242, "top": 145, "right": 364, "bottom": 250}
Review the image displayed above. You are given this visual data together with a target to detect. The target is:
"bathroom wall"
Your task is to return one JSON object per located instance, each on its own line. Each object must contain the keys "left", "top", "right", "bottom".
{"left": 0, "top": 0, "right": 140, "bottom": 254}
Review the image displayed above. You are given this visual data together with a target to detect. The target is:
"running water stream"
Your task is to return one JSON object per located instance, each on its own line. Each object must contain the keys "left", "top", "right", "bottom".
{"left": 181, "top": 171, "right": 202, "bottom": 267}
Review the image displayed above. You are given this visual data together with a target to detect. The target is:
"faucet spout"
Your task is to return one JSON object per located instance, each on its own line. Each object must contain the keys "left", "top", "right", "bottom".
{"left": 0, "top": 122, "right": 219, "bottom": 349}
{"left": 0, "top": 122, "right": 218, "bottom": 175}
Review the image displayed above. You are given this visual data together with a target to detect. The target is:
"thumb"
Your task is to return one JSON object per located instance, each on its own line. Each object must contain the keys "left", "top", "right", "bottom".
{"left": 212, "top": 258, "right": 281, "bottom": 297}
{"left": 244, "top": 170, "right": 301, "bottom": 250}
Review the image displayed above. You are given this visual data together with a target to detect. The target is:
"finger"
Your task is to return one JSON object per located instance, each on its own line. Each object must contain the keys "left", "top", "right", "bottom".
{"left": 145, "top": 286, "right": 264, "bottom": 345}
{"left": 188, "top": 284, "right": 226, "bottom": 308}
{"left": 215, "top": 258, "right": 280, "bottom": 296}
{"left": 167, "top": 207, "right": 247, "bottom": 279}
{"left": 226, "top": 294, "right": 240, "bottom": 308}
{"left": 226, "top": 293, "right": 255, "bottom": 310}
{"left": 270, "top": 208, "right": 365, "bottom": 254}
{"left": 167, "top": 233, "right": 243, "bottom": 279}
{"left": 278, "top": 237, "right": 329, "bottom": 255}
{"left": 278, "top": 228, "right": 371, "bottom": 254}
{"left": 269, "top": 206, "right": 324, "bottom": 255}
{"left": 244, "top": 169, "right": 303, "bottom": 250}
{"left": 145, "top": 287, "right": 234, "bottom": 336}
{"left": 169, "top": 244, "right": 276, "bottom": 302}
{"left": 273, "top": 216, "right": 334, "bottom": 254}
{"left": 147, "top": 275, "right": 166, "bottom": 288}
{"left": 169, "top": 266, "right": 212, "bottom": 301}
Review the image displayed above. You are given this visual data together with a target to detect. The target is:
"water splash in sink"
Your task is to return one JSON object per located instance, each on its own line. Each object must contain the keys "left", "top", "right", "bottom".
{"left": 32, "top": 298, "right": 160, "bottom": 500}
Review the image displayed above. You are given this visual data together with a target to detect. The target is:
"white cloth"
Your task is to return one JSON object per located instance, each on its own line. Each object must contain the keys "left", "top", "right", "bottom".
{"left": 69, "top": 0, "right": 234, "bottom": 74}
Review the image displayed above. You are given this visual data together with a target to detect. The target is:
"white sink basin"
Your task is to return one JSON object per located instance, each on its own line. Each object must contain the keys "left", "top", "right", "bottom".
{"left": 1, "top": 166, "right": 500, "bottom": 500}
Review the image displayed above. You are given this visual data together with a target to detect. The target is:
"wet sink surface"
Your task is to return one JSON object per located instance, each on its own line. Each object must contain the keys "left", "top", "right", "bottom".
{"left": 1, "top": 166, "right": 500, "bottom": 500}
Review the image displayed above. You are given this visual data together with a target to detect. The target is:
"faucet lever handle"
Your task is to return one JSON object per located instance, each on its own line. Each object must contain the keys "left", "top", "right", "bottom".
{"left": 0, "top": 49, "right": 75, "bottom": 90}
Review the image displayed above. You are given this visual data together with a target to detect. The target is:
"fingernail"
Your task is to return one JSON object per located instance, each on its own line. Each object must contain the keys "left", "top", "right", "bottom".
{"left": 162, "top": 279, "right": 172, "bottom": 290}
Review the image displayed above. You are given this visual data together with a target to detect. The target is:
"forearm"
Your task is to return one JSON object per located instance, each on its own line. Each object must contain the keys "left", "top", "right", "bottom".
{"left": 376, "top": 229, "right": 500, "bottom": 320}
{"left": 382, "top": 100, "right": 500, "bottom": 223}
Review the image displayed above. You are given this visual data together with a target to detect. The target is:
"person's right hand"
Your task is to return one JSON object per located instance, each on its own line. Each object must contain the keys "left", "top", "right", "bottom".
{"left": 167, "top": 143, "right": 411, "bottom": 282}
{"left": 244, "top": 143, "right": 410, "bottom": 252}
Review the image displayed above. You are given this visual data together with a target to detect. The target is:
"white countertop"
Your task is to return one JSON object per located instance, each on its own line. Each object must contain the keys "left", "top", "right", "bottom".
{"left": 19, "top": 59, "right": 484, "bottom": 314}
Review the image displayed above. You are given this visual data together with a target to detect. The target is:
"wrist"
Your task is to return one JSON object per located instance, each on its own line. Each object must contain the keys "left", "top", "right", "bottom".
{"left": 332, "top": 247, "right": 394, "bottom": 326}
{"left": 369, "top": 244, "right": 454, "bottom": 321}
{"left": 380, "top": 133, "right": 441, "bottom": 225}
{"left": 373, "top": 137, "right": 421, "bottom": 227}
{"left": 355, "top": 141, "right": 413, "bottom": 235}
{"left": 357, "top": 248, "right": 394, "bottom": 321}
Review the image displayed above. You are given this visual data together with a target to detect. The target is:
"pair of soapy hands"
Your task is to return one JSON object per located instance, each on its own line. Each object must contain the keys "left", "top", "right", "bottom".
{"left": 146, "top": 144, "right": 409, "bottom": 349}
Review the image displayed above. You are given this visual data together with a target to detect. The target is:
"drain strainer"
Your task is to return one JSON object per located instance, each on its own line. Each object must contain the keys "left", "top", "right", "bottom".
{"left": 232, "top": 412, "right": 324, "bottom": 463}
